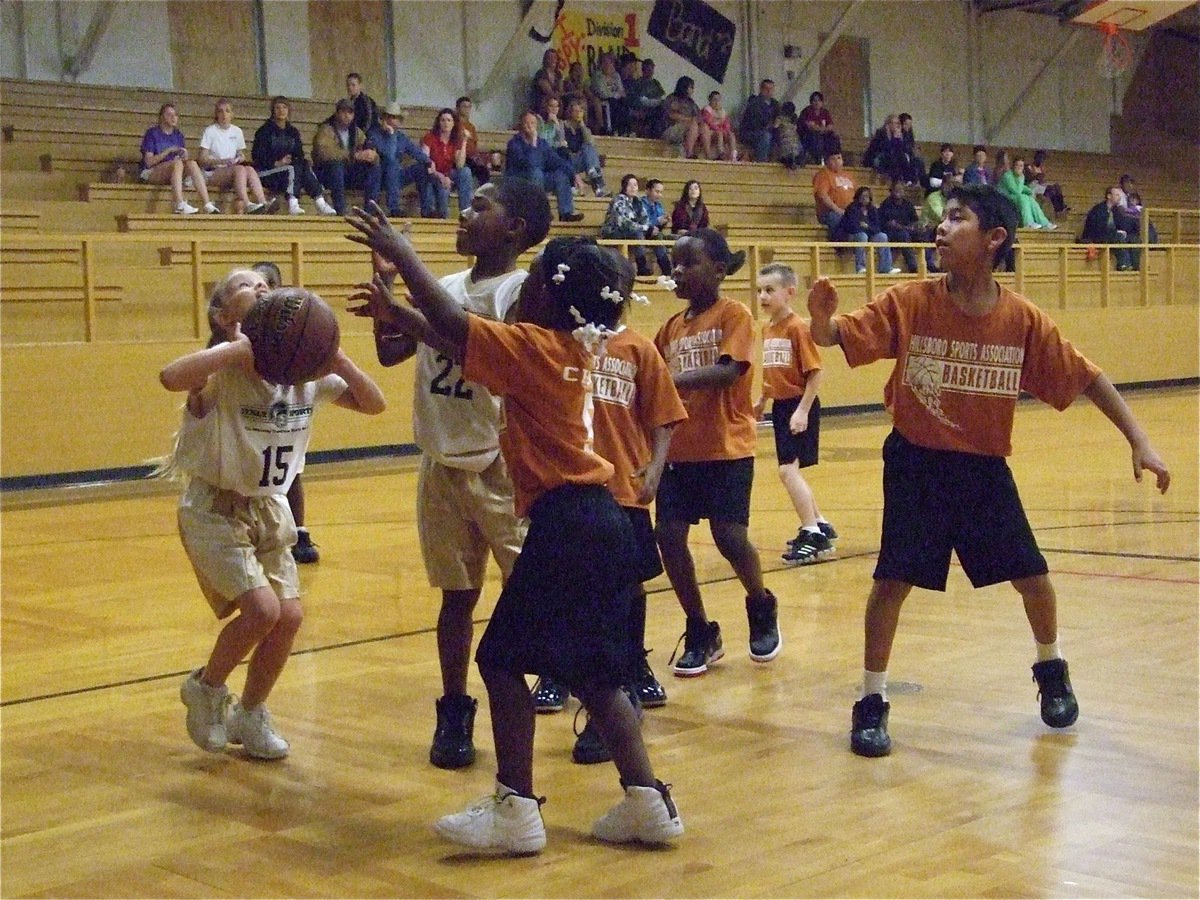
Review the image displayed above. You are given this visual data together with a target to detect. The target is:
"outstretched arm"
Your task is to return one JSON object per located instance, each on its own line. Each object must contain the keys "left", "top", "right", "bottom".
{"left": 328, "top": 350, "right": 387, "bottom": 414}
{"left": 807, "top": 277, "right": 842, "bottom": 347}
{"left": 1083, "top": 373, "right": 1171, "bottom": 493}
{"left": 347, "top": 274, "right": 465, "bottom": 361}
{"left": 345, "top": 201, "right": 469, "bottom": 350}
{"left": 159, "top": 324, "right": 254, "bottom": 392}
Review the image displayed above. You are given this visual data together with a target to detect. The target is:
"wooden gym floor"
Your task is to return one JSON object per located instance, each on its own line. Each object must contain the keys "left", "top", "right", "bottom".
{"left": 1, "top": 386, "right": 1196, "bottom": 898}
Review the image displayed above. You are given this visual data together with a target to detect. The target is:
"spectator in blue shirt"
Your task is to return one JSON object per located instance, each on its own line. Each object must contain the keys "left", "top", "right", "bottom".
{"left": 368, "top": 101, "right": 438, "bottom": 218}
{"left": 642, "top": 178, "right": 672, "bottom": 276}
{"left": 504, "top": 111, "right": 584, "bottom": 222}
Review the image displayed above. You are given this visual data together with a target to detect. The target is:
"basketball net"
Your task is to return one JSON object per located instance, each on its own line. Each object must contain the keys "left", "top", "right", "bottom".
{"left": 1095, "top": 22, "right": 1134, "bottom": 79}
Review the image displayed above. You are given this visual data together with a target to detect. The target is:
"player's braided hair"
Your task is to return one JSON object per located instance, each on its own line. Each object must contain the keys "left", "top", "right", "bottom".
{"left": 540, "top": 237, "right": 647, "bottom": 351}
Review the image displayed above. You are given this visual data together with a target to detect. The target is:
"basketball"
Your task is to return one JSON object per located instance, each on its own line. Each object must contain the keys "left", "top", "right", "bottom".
{"left": 241, "top": 287, "right": 340, "bottom": 385}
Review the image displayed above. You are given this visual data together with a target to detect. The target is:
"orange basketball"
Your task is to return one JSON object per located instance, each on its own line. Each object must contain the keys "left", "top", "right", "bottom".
{"left": 241, "top": 287, "right": 340, "bottom": 385}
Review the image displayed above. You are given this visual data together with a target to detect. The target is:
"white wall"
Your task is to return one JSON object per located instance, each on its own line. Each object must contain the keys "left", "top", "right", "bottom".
{"left": 0, "top": 0, "right": 1151, "bottom": 153}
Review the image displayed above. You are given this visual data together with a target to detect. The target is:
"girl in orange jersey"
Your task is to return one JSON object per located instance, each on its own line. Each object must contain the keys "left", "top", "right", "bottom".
{"left": 654, "top": 228, "right": 781, "bottom": 678}
{"left": 346, "top": 203, "right": 684, "bottom": 854}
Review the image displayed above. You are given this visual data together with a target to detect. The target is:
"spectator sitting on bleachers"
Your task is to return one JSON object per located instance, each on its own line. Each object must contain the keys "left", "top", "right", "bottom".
{"left": 368, "top": 101, "right": 434, "bottom": 218}
{"left": 313, "top": 98, "right": 381, "bottom": 216}
{"left": 659, "top": 77, "right": 700, "bottom": 160}
{"left": 627, "top": 57, "right": 665, "bottom": 138}
{"left": 991, "top": 149, "right": 1011, "bottom": 190}
{"left": 620, "top": 55, "right": 641, "bottom": 104}
{"left": 831, "top": 186, "right": 899, "bottom": 275}
{"left": 642, "top": 178, "right": 673, "bottom": 275}
{"left": 962, "top": 145, "right": 992, "bottom": 185}
{"left": 139, "top": 102, "right": 219, "bottom": 215}
{"left": 799, "top": 91, "right": 839, "bottom": 164}
{"left": 347, "top": 72, "right": 380, "bottom": 135}
{"left": 563, "top": 97, "right": 609, "bottom": 197}
{"left": 531, "top": 48, "right": 564, "bottom": 115}
{"left": 600, "top": 173, "right": 657, "bottom": 277}
{"left": 1081, "top": 185, "right": 1138, "bottom": 271}
{"left": 775, "top": 101, "right": 802, "bottom": 170}
{"left": 700, "top": 91, "right": 738, "bottom": 162}
{"left": 862, "top": 115, "right": 911, "bottom": 185}
{"left": 738, "top": 79, "right": 779, "bottom": 163}
{"left": 198, "top": 98, "right": 272, "bottom": 214}
{"left": 421, "top": 108, "right": 475, "bottom": 220}
{"left": 252, "top": 96, "right": 337, "bottom": 216}
{"left": 999, "top": 154, "right": 1056, "bottom": 230}
{"left": 1027, "top": 150, "right": 1068, "bottom": 217}
{"left": 590, "top": 52, "right": 629, "bottom": 136}
{"left": 536, "top": 96, "right": 567, "bottom": 150}
{"left": 812, "top": 150, "right": 856, "bottom": 234}
{"left": 561, "top": 61, "right": 591, "bottom": 115}
{"left": 927, "top": 143, "right": 961, "bottom": 195}
{"left": 455, "top": 96, "right": 491, "bottom": 187}
{"left": 898, "top": 114, "right": 927, "bottom": 188}
{"left": 1117, "top": 174, "right": 1157, "bottom": 244}
{"left": 919, "top": 176, "right": 954, "bottom": 271}
{"left": 878, "top": 180, "right": 920, "bottom": 272}
{"left": 672, "top": 179, "right": 709, "bottom": 235}
{"left": 505, "top": 110, "right": 583, "bottom": 222}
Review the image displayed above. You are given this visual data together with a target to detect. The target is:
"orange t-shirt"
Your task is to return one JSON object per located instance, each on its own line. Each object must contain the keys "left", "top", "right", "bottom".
{"left": 592, "top": 328, "right": 688, "bottom": 508}
{"left": 761, "top": 312, "right": 823, "bottom": 401}
{"left": 463, "top": 316, "right": 614, "bottom": 516}
{"left": 654, "top": 296, "right": 758, "bottom": 462}
{"left": 812, "top": 167, "right": 856, "bottom": 217}
{"left": 835, "top": 278, "right": 1102, "bottom": 457}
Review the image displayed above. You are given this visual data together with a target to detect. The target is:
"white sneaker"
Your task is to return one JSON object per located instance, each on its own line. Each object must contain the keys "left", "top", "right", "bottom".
{"left": 175, "top": 201, "right": 199, "bottom": 215}
{"left": 855, "top": 266, "right": 867, "bottom": 275}
{"left": 180, "top": 668, "right": 230, "bottom": 752}
{"left": 1044, "top": 222, "right": 1058, "bottom": 231}
{"left": 287, "top": 197, "right": 305, "bottom": 215}
{"left": 203, "top": 201, "right": 220, "bottom": 214}
{"left": 889, "top": 267, "right": 902, "bottom": 274}
{"left": 226, "top": 702, "right": 289, "bottom": 759}
{"left": 314, "top": 197, "right": 338, "bottom": 216}
{"left": 592, "top": 782, "right": 683, "bottom": 844}
{"left": 245, "top": 201, "right": 267, "bottom": 214}
{"left": 435, "top": 782, "right": 546, "bottom": 854}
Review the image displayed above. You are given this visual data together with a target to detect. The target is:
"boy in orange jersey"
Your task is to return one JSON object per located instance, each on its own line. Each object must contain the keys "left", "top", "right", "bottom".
{"left": 654, "top": 228, "right": 781, "bottom": 678}
{"left": 753, "top": 263, "right": 838, "bottom": 566}
{"left": 571, "top": 251, "right": 687, "bottom": 764}
{"left": 808, "top": 184, "right": 1171, "bottom": 757}
{"left": 347, "top": 207, "right": 684, "bottom": 853}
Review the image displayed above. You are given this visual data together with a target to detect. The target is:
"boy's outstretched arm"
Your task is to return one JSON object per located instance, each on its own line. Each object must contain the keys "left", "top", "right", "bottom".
{"left": 345, "top": 201, "right": 469, "bottom": 349}
{"left": 807, "top": 277, "right": 841, "bottom": 347}
{"left": 1083, "top": 373, "right": 1171, "bottom": 493}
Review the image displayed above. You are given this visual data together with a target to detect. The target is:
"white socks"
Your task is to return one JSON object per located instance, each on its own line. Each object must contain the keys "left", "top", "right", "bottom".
{"left": 1036, "top": 636, "right": 1062, "bottom": 663}
{"left": 863, "top": 669, "right": 888, "bottom": 702}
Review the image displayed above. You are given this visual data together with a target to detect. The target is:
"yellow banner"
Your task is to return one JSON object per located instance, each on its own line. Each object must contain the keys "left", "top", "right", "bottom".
{"left": 554, "top": 9, "right": 641, "bottom": 77}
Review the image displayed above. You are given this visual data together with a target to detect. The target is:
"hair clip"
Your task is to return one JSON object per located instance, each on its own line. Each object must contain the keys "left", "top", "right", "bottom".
{"left": 599, "top": 285, "right": 624, "bottom": 305}
{"left": 571, "top": 321, "right": 614, "bottom": 354}
{"left": 567, "top": 305, "right": 587, "bottom": 325}
{"left": 552, "top": 263, "right": 571, "bottom": 284}
{"left": 629, "top": 291, "right": 649, "bottom": 305}
{"left": 656, "top": 275, "right": 677, "bottom": 290}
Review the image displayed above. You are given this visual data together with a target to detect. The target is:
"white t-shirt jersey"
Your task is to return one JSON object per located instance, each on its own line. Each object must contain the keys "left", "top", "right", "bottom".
{"left": 200, "top": 123, "right": 247, "bottom": 164}
{"left": 175, "top": 367, "right": 347, "bottom": 496}
{"left": 413, "top": 268, "right": 527, "bottom": 472}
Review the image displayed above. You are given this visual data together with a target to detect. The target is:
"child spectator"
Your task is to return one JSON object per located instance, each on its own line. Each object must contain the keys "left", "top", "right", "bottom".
{"left": 775, "top": 101, "right": 802, "bottom": 170}
{"left": 347, "top": 207, "right": 685, "bottom": 853}
{"left": 806, "top": 183, "right": 1170, "bottom": 758}
{"left": 160, "top": 270, "right": 385, "bottom": 760}
{"left": 654, "top": 229, "right": 781, "bottom": 677}
{"left": 927, "top": 144, "right": 961, "bottom": 195}
{"left": 346, "top": 72, "right": 379, "bottom": 135}
{"left": 358, "top": 179, "right": 547, "bottom": 771}
{"left": 139, "top": 102, "right": 219, "bottom": 215}
{"left": 641, "top": 178, "right": 673, "bottom": 276}
{"left": 799, "top": 91, "right": 839, "bottom": 164}
{"left": 699, "top": 91, "right": 738, "bottom": 161}
{"left": 753, "top": 263, "right": 837, "bottom": 566}
{"left": 672, "top": 180, "right": 709, "bottom": 235}
{"left": 1027, "top": 150, "right": 1067, "bottom": 217}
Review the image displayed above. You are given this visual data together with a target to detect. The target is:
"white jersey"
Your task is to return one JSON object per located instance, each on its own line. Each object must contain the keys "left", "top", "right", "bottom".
{"left": 174, "top": 367, "right": 346, "bottom": 496}
{"left": 413, "top": 268, "right": 527, "bottom": 472}
{"left": 200, "top": 123, "right": 247, "bottom": 162}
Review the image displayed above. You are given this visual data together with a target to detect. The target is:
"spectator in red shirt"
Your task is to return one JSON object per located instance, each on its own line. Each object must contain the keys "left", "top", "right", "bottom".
{"left": 421, "top": 108, "right": 476, "bottom": 219}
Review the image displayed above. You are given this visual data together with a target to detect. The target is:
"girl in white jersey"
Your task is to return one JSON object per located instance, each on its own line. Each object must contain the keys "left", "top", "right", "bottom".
{"left": 159, "top": 269, "right": 385, "bottom": 759}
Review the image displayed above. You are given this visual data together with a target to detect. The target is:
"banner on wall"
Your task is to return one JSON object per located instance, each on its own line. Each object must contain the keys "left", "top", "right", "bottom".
{"left": 552, "top": 8, "right": 641, "bottom": 76}
{"left": 647, "top": 0, "right": 735, "bottom": 83}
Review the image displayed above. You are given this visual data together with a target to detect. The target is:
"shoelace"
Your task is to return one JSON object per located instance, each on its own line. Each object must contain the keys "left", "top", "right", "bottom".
{"left": 667, "top": 631, "right": 688, "bottom": 666}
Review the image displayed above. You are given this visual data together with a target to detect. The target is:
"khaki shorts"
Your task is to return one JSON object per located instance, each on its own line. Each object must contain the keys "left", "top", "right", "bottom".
{"left": 417, "top": 453, "right": 527, "bottom": 591}
{"left": 177, "top": 479, "right": 299, "bottom": 619}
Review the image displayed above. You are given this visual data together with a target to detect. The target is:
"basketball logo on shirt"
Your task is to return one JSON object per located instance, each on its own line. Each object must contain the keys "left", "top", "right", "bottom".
{"left": 904, "top": 334, "right": 1025, "bottom": 429}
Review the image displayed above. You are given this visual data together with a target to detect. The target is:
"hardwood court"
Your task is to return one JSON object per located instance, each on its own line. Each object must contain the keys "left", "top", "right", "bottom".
{"left": 1, "top": 387, "right": 1196, "bottom": 898}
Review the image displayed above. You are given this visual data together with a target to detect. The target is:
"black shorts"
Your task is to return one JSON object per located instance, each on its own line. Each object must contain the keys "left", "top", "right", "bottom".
{"left": 874, "top": 429, "right": 1049, "bottom": 591}
{"left": 475, "top": 484, "right": 636, "bottom": 689}
{"left": 771, "top": 396, "right": 821, "bottom": 468}
{"left": 624, "top": 505, "right": 664, "bottom": 583}
{"left": 655, "top": 457, "right": 755, "bottom": 527}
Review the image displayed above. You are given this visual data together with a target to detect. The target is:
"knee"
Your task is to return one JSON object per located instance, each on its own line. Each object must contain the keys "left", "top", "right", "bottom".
{"left": 711, "top": 522, "right": 751, "bottom": 559}
{"left": 238, "top": 590, "right": 281, "bottom": 632}
{"left": 276, "top": 599, "right": 304, "bottom": 636}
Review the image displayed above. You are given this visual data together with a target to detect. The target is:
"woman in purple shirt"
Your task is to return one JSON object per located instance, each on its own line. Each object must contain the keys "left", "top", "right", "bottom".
{"left": 140, "top": 103, "right": 219, "bottom": 214}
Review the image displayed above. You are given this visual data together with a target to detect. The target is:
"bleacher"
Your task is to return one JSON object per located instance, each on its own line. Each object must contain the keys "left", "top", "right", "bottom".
{"left": 2, "top": 75, "right": 1198, "bottom": 348}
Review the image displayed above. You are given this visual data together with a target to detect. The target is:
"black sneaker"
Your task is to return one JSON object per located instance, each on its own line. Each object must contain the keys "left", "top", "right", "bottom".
{"left": 532, "top": 676, "right": 568, "bottom": 713}
{"left": 292, "top": 530, "right": 319, "bottom": 564}
{"left": 634, "top": 651, "right": 667, "bottom": 708}
{"left": 782, "top": 531, "right": 834, "bottom": 566}
{"left": 850, "top": 693, "right": 892, "bottom": 757}
{"left": 669, "top": 619, "right": 724, "bottom": 677}
{"left": 572, "top": 712, "right": 610, "bottom": 764}
{"left": 746, "top": 590, "right": 782, "bottom": 662}
{"left": 818, "top": 522, "right": 838, "bottom": 542}
{"left": 559, "top": 212, "right": 585, "bottom": 222}
{"left": 1031, "top": 658, "right": 1079, "bottom": 728}
{"left": 430, "top": 694, "right": 477, "bottom": 769}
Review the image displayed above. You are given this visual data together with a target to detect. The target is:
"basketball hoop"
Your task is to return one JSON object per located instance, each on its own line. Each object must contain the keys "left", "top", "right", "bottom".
{"left": 1095, "top": 21, "right": 1134, "bottom": 79}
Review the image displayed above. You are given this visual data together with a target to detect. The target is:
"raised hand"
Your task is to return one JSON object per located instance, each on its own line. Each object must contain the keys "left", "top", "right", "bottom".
{"left": 345, "top": 200, "right": 411, "bottom": 263}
